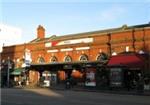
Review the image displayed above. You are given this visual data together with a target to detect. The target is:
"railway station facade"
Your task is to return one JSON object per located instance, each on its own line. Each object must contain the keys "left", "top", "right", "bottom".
{"left": 1, "top": 23, "right": 150, "bottom": 88}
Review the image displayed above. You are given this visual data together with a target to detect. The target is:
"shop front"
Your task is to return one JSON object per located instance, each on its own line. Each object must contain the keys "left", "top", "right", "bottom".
{"left": 10, "top": 68, "right": 27, "bottom": 87}
{"left": 38, "top": 71, "right": 57, "bottom": 87}
{"left": 30, "top": 61, "right": 106, "bottom": 88}
{"left": 107, "top": 53, "right": 147, "bottom": 90}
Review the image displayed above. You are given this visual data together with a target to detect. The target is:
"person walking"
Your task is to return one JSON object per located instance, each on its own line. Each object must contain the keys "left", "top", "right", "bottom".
{"left": 136, "top": 73, "right": 144, "bottom": 94}
{"left": 126, "top": 72, "right": 132, "bottom": 91}
{"left": 65, "top": 78, "right": 71, "bottom": 89}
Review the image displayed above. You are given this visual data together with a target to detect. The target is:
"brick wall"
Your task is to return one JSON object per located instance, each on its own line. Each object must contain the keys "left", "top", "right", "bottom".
{"left": 1, "top": 26, "right": 150, "bottom": 85}
{"left": 2, "top": 27, "right": 150, "bottom": 64}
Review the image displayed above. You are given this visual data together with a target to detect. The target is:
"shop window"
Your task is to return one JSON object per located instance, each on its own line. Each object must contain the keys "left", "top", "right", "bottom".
{"left": 50, "top": 56, "right": 58, "bottom": 62}
{"left": 37, "top": 57, "right": 45, "bottom": 63}
{"left": 80, "top": 54, "right": 88, "bottom": 61}
{"left": 96, "top": 52, "right": 108, "bottom": 61}
{"left": 64, "top": 55, "right": 72, "bottom": 62}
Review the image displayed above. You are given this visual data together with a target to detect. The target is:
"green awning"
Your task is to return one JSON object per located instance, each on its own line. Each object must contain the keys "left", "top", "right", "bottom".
{"left": 11, "top": 68, "right": 23, "bottom": 75}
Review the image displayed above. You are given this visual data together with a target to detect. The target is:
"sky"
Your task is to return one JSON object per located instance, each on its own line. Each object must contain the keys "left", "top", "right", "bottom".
{"left": 0, "top": 0, "right": 150, "bottom": 51}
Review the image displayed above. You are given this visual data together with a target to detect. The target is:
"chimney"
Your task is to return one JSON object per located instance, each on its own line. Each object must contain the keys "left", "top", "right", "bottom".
{"left": 37, "top": 25, "right": 45, "bottom": 39}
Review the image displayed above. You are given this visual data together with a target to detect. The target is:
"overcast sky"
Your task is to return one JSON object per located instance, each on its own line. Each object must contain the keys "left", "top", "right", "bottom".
{"left": 0, "top": 0, "right": 150, "bottom": 51}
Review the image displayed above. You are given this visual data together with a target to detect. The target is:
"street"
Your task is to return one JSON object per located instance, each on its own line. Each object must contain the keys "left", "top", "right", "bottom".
{"left": 1, "top": 88, "right": 150, "bottom": 105}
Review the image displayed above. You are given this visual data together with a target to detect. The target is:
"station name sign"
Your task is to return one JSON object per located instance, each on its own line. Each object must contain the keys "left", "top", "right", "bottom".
{"left": 45, "top": 38, "right": 93, "bottom": 47}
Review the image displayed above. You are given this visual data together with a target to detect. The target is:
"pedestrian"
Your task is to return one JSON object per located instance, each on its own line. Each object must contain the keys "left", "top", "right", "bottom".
{"left": 65, "top": 78, "right": 71, "bottom": 89}
{"left": 18, "top": 80, "right": 22, "bottom": 87}
{"left": 136, "top": 73, "right": 144, "bottom": 94}
{"left": 70, "top": 77, "right": 75, "bottom": 88}
{"left": 126, "top": 72, "right": 132, "bottom": 91}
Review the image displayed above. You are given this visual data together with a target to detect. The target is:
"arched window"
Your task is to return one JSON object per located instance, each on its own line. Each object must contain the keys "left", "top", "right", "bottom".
{"left": 50, "top": 56, "right": 58, "bottom": 62}
{"left": 37, "top": 57, "right": 45, "bottom": 63}
{"left": 79, "top": 54, "right": 88, "bottom": 61}
{"left": 96, "top": 53, "right": 108, "bottom": 61}
{"left": 64, "top": 55, "right": 72, "bottom": 62}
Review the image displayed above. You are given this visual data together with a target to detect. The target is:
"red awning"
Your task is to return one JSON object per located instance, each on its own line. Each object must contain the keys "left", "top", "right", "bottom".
{"left": 107, "top": 54, "right": 146, "bottom": 69}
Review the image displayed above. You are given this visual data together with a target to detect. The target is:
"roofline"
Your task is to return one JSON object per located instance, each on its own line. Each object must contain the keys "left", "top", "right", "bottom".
{"left": 47, "top": 23, "right": 150, "bottom": 41}
{"left": 2, "top": 41, "right": 44, "bottom": 48}
{"left": 60, "top": 23, "right": 150, "bottom": 36}
{"left": 3, "top": 23, "right": 150, "bottom": 47}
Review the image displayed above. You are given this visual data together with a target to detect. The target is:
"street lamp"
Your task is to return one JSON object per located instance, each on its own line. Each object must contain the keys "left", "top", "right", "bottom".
{"left": 7, "top": 57, "right": 11, "bottom": 87}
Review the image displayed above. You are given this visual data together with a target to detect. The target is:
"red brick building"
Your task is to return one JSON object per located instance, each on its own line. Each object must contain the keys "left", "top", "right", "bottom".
{"left": 1, "top": 23, "right": 150, "bottom": 87}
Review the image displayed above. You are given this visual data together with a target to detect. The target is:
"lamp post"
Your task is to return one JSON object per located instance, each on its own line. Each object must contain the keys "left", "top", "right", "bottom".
{"left": 7, "top": 57, "right": 11, "bottom": 87}
{"left": 24, "top": 49, "right": 32, "bottom": 86}
{"left": 0, "top": 62, "right": 1, "bottom": 87}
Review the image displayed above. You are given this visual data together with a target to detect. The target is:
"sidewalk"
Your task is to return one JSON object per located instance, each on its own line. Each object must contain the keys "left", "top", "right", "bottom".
{"left": 49, "top": 84, "right": 150, "bottom": 96}
{"left": 73, "top": 88, "right": 150, "bottom": 96}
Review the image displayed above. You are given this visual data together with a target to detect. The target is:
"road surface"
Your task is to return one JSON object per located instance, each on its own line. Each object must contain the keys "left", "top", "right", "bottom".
{"left": 1, "top": 88, "right": 150, "bottom": 105}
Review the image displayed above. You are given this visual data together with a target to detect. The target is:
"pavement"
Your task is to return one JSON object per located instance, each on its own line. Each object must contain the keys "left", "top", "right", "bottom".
{"left": 51, "top": 84, "right": 150, "bottom": 96}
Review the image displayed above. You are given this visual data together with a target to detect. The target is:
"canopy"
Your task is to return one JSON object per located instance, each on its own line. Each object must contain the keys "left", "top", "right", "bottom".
{"left": 11, "top": 68, "right": 23, "bottom": 75}
{"left": 107, "top": 54, "right": 146, "bottom": 69}
{"left": 30, "top": 60, "right": 107, "bottom": 71}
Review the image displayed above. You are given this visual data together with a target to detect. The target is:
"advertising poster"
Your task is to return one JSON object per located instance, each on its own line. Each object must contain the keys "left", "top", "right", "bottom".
{"left": 24, "top": 49, "right": 32, "bottom": 67}
{"left": 85, "top": 68, "right": 96, "bottom": 86}
{"left": 109, "top": 68, "right": 123, "bottom": 87}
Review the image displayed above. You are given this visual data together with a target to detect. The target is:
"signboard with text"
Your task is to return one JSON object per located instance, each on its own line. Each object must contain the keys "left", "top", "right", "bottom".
{"left": 45, "top": 38, "right": 93, "bottom": 47}
{"left": 23, "top": 49, "right": 32, "bottom": 67}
